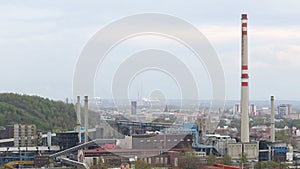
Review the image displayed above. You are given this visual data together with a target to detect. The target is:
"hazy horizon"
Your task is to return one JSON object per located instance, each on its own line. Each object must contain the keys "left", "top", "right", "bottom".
{"left": 1, "top": 1, "right": 299, "bottom": 101}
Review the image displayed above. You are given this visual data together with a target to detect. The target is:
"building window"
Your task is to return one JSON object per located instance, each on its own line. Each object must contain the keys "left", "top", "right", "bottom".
{"left": 165, "top": 157, "right": 168, "bottom": 164}
{"left": 156, "top": 157, "right": 159, "bottom": 164}
{"left": 160, "top": 157, "right": 164, "bottom": 164}
{"left": 148, "top": 158, "right": 151, "bottom": 164}
{"left": 174, "top": 157, "right": 178, "bottom": 167}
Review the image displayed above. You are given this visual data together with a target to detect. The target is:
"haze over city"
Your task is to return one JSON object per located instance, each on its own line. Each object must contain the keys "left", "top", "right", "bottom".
{"left": 0, "top": 1, "right": 299, "bottom": 101}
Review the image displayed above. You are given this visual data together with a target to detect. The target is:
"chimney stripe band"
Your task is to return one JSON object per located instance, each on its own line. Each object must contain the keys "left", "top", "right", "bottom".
{"left": 242, "top": 82, "right": 248, "bottom": 86}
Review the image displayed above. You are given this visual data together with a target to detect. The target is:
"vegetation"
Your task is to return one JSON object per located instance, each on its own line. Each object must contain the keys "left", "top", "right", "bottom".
{"left": 206, "top": 154, "right": 217, "bottom": 166}
{"left": 179, "top": 151, "right": 204, "bottom": 169}
{"left": 239, "top": 153, "right": 248, "bottom": 168}
{"left": 254, "top": 161, "right": 280, "bottom": 169}
{"left": 90, "top": 159, "right": 110, "bottom": 169}
{"left": 221, "top": 154, "right": 232, "bottom": 165}
{"left": 275, "top": 130, "right": 288, "bottom": 142}
{"left": 276, "top": 119, "right": 300, "bottom": 129}
{"left": 134, "top": 160, "right": 151, "bottom": 169}
{"left": 0, "top": 93, "right": 77, "bottom": 132}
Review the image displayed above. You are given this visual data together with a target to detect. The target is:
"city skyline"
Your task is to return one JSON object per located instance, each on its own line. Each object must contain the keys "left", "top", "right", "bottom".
{"left": 0, "top": 1, "right": 299, "bottom": 101}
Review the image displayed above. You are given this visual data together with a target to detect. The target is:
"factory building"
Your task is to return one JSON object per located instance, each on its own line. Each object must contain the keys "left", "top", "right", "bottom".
{"left": 132, "top": 134, "right": 193, "bottom": 149}
{"left": 13, "top": 124, "right": 36, "bottom": 147}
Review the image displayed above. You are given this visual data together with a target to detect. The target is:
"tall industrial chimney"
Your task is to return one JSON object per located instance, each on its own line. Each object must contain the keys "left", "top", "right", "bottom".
{"left": 270, "top": 96, "right": 275, "bottom": 143}
{"left": 131, "top": 101, "right": 137, "bottom": 115}
{"left": 84, "top": 96, "right": 88, "bottom": 143}
{"left": 240, "top": 14, "right": 250, "bottom": 143}
{"left": 76, "top": 96, "right": 81, "bottom": 144}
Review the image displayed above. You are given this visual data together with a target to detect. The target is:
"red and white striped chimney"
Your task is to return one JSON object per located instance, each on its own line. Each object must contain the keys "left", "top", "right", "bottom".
{"left": 240, "top": 14, "right": 250, "bottom": 143}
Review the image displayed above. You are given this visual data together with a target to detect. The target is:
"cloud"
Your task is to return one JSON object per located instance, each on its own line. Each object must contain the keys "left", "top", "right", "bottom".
{"left": 277, "top": 45, "right": 300, "bottom": 67}
{"left": 0, "top": 4, "right": 62, "bottom": 21}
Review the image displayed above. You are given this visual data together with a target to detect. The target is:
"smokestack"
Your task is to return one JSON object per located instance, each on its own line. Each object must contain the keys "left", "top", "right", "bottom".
{"left": 270, "top": 96, "right": 275, "bottom": 143}
{"left": 240, "top": 14, "right": 250, "bottom": 143}
{"left": 47, "top": 132, "right": 52, "bottom": 147}
{"left": 84, "top": 96, "right": 88, "bottom": 143}
{"left": 76, "top": 96, "right": 81, "bottom": 144}
{"left": 131, "top": 101, "right": 137, "bottom": 115}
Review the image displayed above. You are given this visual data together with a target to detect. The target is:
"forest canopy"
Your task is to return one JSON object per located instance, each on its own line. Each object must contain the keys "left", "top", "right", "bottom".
{"left": 0, "top": 93, "right": 77, "bottom": 132}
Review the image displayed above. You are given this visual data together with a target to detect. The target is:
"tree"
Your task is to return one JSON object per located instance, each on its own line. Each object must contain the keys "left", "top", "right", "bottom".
{"left": 134, "top": 160, "right": 151, "bottom": 169}
{"left": 239, "top": 153, "right": 247, "bottom": 168}
{"left": 0, "top": 93, "right": 78, "bottom": 132}
{"left": 179, "top": 151, "right": 204, "bottom": 169}
{"left": 206, "top": 154, "right": 217, "bottom": 166}
{"left": 90, "top": 159, "right": 110, "bottom": 169}
{"left": 222, "top": 154, "right": 232, "bottom": 165}
{"left": 276, "top": 130, "right": 288, "bottom": 142}
{"left": 219, "top": 119, "right": 227, "bottom": 127}
{"left": 254, "top": 161, "right": 280, "bottom": 169}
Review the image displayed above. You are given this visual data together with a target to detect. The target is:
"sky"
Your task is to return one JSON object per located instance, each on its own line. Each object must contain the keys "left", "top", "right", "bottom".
{"left": 0, "top": 0, "right": 299, "bottom": 101}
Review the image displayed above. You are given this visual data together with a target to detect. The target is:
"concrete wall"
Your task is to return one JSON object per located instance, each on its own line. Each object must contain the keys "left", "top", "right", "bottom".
{"left": 227, "top": 143, "right": 242, "bottom": 159}
{"left": 227, "top": 142, "right": 259, "bottom": 160}
{"left": 95, "top": 123, "right": 124, "bottom": 139}
{"left": 117, "top": 135, "right": 132, "bottom": 149}
{"left": 243, "top": 142, "right": 259, "bottom": 160}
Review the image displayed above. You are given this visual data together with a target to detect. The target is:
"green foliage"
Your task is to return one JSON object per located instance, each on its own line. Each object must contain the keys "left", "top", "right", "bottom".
{"left": 222, "top": 154, "right": 232, "bottom": 165}
{"left": 254, "top": 161, "right": 280, "bottom": 169}
{"left": 239, "top": 153, "right": 247, "bottom": 168}
{"left": 134, "top": 160, "right": 151, "bottom": 169}
{"left": 229, "top": 118, "right": 240, "bottom": 129}
{"left": 276, "top": 119, "right": 300, "bottom": 129}
{"left": 0, "top": 93, "right": 76, "bottom": 132}
{"left": 90, "top": 159, "right": 110, "bottom": 169}
{"left": 276, "top": 130, "right": 288, "bottom": 142}
{"left": 179, "top": 151, "right": 203, "bottom": 169}
{"left": 251, "top": 117, "right": 265, "bottom": 126}
{"left": 206, "top": 154, "right": 217, "bottom": 166}
{"left": 219, "top": 119, "right": 227, "bottom": 127}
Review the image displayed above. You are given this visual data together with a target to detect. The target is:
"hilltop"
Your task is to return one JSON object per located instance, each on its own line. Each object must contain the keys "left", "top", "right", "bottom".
{"left": 0, "top": 93, "right": 77, "bottom": 132}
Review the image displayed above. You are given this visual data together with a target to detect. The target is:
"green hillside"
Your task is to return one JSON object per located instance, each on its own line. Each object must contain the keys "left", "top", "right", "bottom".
{"left": 0, "top": 93, "right": 77, "bottom": 132}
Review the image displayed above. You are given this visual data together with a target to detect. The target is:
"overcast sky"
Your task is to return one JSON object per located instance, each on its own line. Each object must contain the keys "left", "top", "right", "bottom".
{"left": 0, "top": 1, "right": 299, "bottom": 101}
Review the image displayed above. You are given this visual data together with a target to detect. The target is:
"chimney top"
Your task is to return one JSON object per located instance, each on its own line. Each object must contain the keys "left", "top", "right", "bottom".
{"left": 241, "top": 14, "right": 248, "bottom": 20}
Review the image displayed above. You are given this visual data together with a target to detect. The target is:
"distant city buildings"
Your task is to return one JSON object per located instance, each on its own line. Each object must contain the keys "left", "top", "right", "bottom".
{"left": 232, "top": 104, "right": 258, "bottom": 116}
{"left": 250, "top": 104, "right": 257, "bottom": 116}
{"left": 232, "top": 104, "right": 240, "bottom": 115}
{"left": 278, "top": 104, "right": 290, "bottom": 118}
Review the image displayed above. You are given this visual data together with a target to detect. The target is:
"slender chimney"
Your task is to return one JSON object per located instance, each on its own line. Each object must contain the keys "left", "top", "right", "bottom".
{"left": 84, "top": 96, "right": 88, "bottom": 143}
{"left": 131, "top": 101, "right": 137, "bottom": 115}
{"left": 76, "top": 96, "right": 81, "bottom": 144}
{"left": 240, "top": 14, "right": 250, "bottom": 143}
{"left": 270, "top": 96, "right": 275, "bottom": 143}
